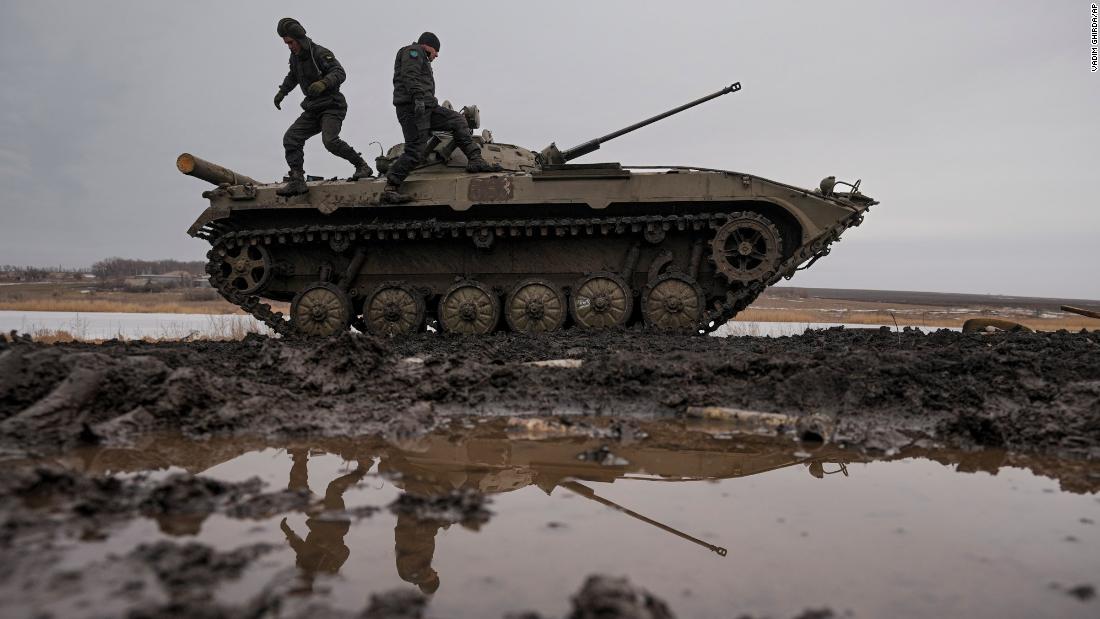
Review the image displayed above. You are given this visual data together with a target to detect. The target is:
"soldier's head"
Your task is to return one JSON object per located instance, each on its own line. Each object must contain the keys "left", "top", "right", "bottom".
{"left": 277, "top": 18, "right": 307, "bottom": 53}
{"left": 417, "top": 32, "right": 440, "bottom": 61}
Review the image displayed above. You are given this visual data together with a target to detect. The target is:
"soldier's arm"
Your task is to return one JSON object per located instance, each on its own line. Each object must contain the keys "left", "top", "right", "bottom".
{"left": 316, "top": 46, "right": 346, "bottom": 89}
{"left": 278, "top": 67, "right": 296, "bottom": 95}
{"left": 280, "top": 517, "right": 306, "bottom": 551}
{"left": 396, "top": 48, "right": 426, "bottom": 102}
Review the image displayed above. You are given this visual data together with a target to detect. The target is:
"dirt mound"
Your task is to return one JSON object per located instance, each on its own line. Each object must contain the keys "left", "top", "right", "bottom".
{"left": 130, "top": 541, "right": 276, "bottom": 599}
{"left": 257, "top": 331, "right": 392, "bottom": 395}
{"left": 567, "top": 575, "right": 675, "bottom": 619}
{"left": 389, "top": 488, "right": 492, "bottom": 526}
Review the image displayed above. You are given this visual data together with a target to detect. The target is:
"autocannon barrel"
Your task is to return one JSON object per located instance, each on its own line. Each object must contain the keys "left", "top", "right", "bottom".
{"left": 176, "top": 153, "right": 259, "bottom": 186}
{"left": 557, "top": 82, "right": 742, "bottom": 163}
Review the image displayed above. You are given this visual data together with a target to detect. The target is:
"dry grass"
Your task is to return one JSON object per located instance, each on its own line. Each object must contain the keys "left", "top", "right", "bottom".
{"left": 0, "top": 298, "right": 241, "bottom": 314}
{"left": 0, "top": 282, "right": 265, "bottom": 315}
{"left": 27, "top": 329, "right": 79, "bottom": 344}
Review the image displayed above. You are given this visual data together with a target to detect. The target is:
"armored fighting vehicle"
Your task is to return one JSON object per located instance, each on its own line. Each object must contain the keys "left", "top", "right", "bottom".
{"left": 180, "top": 83, "right": 877, "bottom": 337}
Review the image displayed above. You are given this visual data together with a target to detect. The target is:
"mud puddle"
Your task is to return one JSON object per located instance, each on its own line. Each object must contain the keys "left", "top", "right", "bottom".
{"left": 2, "top": 419, "right": 1098, "bottom": 618}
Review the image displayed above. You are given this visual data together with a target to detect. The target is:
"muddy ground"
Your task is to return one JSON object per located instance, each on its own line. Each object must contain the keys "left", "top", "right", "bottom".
{"left": 2, "top": 327, "right": 1099, "bottom": 617}
{"left": 2, "top": 327, "right": 1099, "bottom": 459}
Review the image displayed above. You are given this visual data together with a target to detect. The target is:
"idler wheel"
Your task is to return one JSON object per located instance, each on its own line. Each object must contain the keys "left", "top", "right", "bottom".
{"left": 642, "top": 274, "right": 705, "bottom": 331}
{"left": 217, "top": 244, "right": 272, "bottom": 294}
{"left": 711, "top": 213, "right": 783, "bottom": 282}
{"left": 505, "top": 279, "right": 566, "bottom": 332}
{"left": 571, "top": 273, "right": 633, "bottom": 329}
{"left": 439, "top": 281, "right": 500, "bottom": 334}
{"left": 364, "top": 282, "right": 425, "bottom": 336}
{"left": 290, "top": 282, "right": 351, "bottom": 337}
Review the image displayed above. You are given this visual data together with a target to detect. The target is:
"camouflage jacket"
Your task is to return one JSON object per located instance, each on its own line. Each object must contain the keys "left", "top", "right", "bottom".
{"left": 278, "top": 38, "right": 348, "bottom": 111}
{"left": 392, "top": 43, "right": 437, "bottom": 107}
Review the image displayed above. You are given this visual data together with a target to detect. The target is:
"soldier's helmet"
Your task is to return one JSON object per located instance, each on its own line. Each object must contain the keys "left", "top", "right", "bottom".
{"left": 277, "top": 18, "right": 306, "bottom": 38}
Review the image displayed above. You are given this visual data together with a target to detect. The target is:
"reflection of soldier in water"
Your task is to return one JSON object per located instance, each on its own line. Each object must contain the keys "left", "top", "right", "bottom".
{"left": 279, "top": 448, "right": 368, "bottom": 592}
{"left": 394, "top": 514, "right": 443, "bottom": 594}
{"left": 380, "top": 451, "right": 501, "bottom": 595}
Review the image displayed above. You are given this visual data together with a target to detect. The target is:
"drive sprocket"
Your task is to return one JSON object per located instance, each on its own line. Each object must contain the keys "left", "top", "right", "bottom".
{"left": 215, "top": 245, "right": 272, "bottom": 295}
{"left": 711, "top": 213, "right": 783, "bottom": 283}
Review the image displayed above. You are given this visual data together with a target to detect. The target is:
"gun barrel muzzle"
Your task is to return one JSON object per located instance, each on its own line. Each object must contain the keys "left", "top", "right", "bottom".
{"left": 176, "top": 153, "right": 258, "bottom": 186}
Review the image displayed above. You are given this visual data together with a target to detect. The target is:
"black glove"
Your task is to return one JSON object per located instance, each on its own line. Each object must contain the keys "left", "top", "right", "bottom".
{"left": 413, "top": 98, "right": 426, "bottom": 115}
{"left": 274, "top": 90, "right": 285, "bottom": 110}
{"left": 308, "top": 80, "right": 327, "bottom": 96}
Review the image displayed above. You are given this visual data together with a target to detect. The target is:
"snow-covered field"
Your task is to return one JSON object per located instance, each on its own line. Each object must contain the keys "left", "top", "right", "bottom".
{"left": 0, "top": 310, "right": 265, "bottom": 340}
{"left": 0, "top": 310, "right": 958, "bottom": 341}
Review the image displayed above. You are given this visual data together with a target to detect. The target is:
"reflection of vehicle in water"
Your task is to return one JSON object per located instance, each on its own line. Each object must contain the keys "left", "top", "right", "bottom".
{"left": 37, "top": 421, "right": 1018, "bottom": 593}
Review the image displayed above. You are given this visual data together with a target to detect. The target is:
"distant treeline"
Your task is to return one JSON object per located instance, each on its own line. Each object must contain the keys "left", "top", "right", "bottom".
{"left": 91, "top": 258, "right": 206, "bottom": 278}
{"left": 0, "top": 265, "right": 54, "bottom": 279}
{"left": 1, "top": 259, "right": 205, "bottom": 281}
{"left": 1, "top": 264, "right": 87, "bottom": 273}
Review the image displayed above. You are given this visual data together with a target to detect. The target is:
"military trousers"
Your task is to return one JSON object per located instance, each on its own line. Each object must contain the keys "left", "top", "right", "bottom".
{"left": 386, "top": 104, "right": 481, "bottom": 185}
{"left": 283, "top": 106, "right": 362, "bottom": 171}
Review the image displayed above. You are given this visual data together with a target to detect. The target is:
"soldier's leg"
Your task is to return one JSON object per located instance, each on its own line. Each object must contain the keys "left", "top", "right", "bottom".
{"left": 385, "top": 105, "right": 430, "bottom": 187}
{"left": 321, "top": 109, "right": 373, "bottom": 181}
{"left": 430, "top": 107, "right": 501, "bottom": 172}
{"left": 278, "top": 111, "right": 321, "bottom": 196}
{"left": 429, "top": 107, "right": 479, "bottom": 159}
{"left": 320, "top": 109, "right": 361, "bottom": 164}
{"left": 283, "top": 110, "right": 322, "bottom": 172}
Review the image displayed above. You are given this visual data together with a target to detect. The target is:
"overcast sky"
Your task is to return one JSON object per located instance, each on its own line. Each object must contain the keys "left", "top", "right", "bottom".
{"left": 2, "top": 1, "right": 1097, "bottom": 298}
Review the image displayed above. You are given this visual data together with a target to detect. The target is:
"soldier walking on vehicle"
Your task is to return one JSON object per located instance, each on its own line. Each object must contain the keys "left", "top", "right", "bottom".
{"left": 273, "top": 17, "right": 374, "bottom": 197}
{"left": 382, "top": 32, "right": 501, "bottom": 204}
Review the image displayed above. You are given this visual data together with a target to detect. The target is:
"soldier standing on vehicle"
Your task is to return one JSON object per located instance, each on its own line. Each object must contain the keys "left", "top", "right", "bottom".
{"left": 382, "top": 32, "right": 501, "bottom": 204}
{"left": 273, "top": 17, "right": 373, "bottom": 197}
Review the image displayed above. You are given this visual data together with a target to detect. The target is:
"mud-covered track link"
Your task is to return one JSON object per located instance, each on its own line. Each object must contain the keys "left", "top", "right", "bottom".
{"left": 205, "top": 207, "right": 865, "bottom": 337}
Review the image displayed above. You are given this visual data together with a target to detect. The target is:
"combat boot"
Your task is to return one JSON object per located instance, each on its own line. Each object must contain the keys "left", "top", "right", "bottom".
{"left": 465, "top": 157, "right": 504, "bottom": 173}
{"left": 380, "top": 181, "right": 413, "bottom": 204}
{"left": 276, "top": 169, "right": 308, "bottom": 197}
{"left": 350, "top": 159, "right": 374, "bottom": 181}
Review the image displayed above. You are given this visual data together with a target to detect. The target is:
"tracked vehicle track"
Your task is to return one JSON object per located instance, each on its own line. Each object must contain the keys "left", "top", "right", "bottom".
{"left": 205, "top": 208, "right": 864, "bottom": 337}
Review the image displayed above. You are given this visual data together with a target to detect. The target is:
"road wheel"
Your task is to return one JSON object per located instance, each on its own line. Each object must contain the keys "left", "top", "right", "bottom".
{"left": 571, "top": 273, "right": 632, "bottom": 329}
{"left": 505, "top": 279, "right": 566, "bottom": 332}
{"left": 290, "top": 282, "right": 351, "bottom": 337}
{"left": 364, "top": 282, "right": 425, "bottom": 335}
{"left": 439, "top": 281, "right": 500, "bottom": 334}
{"left": 642, "top": 274, "right": 704, "bottom": 331}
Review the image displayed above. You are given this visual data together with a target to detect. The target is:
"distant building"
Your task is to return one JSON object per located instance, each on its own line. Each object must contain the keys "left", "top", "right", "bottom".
{"left": 123, "top": 272, "right": 198, "bottom": 288}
